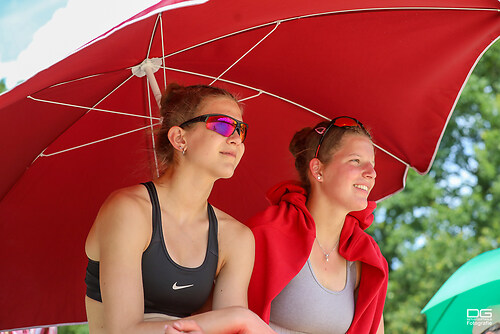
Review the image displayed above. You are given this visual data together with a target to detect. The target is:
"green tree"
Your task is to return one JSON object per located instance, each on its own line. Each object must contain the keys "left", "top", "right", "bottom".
{"left": 368, "top": 40, "right": 500, "bottom": 333}
{"left": 57, "top": 324, "right": 89, "bottom": 334}
{"left": 0, "top": 78, "right": 6, "bottom": 94}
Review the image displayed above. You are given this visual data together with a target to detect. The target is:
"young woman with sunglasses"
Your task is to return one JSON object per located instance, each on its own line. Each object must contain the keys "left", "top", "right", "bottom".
{"left": 84, "top": 83, "right": 275, "bottom": 334}
{"left": 246, "top": 117, "right": 388, "bottom": 334}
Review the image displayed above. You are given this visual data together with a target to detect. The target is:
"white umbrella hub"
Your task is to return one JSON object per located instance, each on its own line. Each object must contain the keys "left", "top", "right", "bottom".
{"left": 132, "top": 58, "right": 163, "bottom": 108}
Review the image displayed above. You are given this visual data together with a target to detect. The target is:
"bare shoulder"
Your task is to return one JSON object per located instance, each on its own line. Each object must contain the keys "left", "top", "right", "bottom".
{"left": 96, "top": 185, "right": 151, "bottom": 226}
{"left": 212, "top": 206, "right": 254, "bottom": 243}
{"left": 86, "top": 184, "right": 152, "bottom": 259}
{"left": 211, "top": 206, "right": 255, "bottom": 279}
{"left": 104, "top": 184, "right": 150, "bottom": 208}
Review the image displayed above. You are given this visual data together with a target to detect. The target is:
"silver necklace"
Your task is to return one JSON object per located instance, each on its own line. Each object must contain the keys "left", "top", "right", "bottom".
{"left": 315, "top": 237, "right": 339, "bottom": 262}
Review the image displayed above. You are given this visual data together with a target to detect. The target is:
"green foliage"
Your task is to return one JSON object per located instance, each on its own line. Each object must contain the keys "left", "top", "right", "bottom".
{"left": 0, "top": 78, "right": 6, "bottom": 94}
{"left": 367, "top": 40, "right": 500, "bottom": 332}
{"left": 57, "top": 324, "right": 89, "bottom": 334}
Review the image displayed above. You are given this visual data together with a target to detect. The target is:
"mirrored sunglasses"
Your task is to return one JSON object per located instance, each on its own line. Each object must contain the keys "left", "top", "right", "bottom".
{"left": 180, "top": 114, "right": 248, "bottom": 143}
{"left": 314, "top": 116, "right": 366, "bottom": 158}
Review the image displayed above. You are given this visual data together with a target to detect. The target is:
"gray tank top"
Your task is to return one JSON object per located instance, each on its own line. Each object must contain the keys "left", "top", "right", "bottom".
{"left": 270, "top": 259, "right": 356, "bottom": 334}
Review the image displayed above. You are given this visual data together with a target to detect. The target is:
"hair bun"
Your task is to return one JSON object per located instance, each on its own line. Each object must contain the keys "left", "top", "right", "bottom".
{"left": 160, "top": 83, "right": 184, "bottom": 117}
{"left": 289, "top": 127, "right": 313, "bottom": 158}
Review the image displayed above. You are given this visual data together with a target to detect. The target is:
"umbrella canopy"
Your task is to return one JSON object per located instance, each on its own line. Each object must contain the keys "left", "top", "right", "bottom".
{"left": 421, "top": 248, "right": 500, "bottom": 334}
{"left": 1, "top": 0, "right": 499, "bottom": 330}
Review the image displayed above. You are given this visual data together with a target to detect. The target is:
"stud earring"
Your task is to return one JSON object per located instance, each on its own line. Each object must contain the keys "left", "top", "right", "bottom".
{"left": 317, "top": 175, "right": 322, "bottom": 180}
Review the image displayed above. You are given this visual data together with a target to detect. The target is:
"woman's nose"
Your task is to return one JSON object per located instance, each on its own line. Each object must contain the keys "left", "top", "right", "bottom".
{"left": 227, "top": 130, "right": 242, "bottom": 145}
{"left": 364, "top": 163, "right": 377, "bottom": 179}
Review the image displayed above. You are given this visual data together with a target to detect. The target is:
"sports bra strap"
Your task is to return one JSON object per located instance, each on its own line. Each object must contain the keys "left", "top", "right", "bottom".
{"left": 206, "top": 202, "right": 218, "bottom": 256}
{"left": 142, "top": 181, "right": 162, "bottom": 237}
{"left": 141, "top": 181, "right": 218, "bottom": 256}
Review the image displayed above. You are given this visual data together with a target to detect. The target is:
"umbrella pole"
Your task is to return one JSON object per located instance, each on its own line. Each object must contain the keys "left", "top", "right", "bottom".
{"left": 132, "top": 58, "right": 163, "bottom": 109}
{"left": 131, "top": 58, "right": 163, "bottom": 177}
{"left": 144, "top": 65, "right": 162, "bottom": 109}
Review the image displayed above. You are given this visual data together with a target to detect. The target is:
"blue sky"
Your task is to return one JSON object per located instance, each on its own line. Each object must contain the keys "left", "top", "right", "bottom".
{"left": 0, "top": 0, "right": 69, "bottom": 62}
{"left": 0, "top": 0, "right": 160, "bottom": 90}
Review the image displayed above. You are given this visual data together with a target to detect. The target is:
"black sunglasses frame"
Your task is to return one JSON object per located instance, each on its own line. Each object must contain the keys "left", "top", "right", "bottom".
{"left": 314, "top": 116, "right": 366, "bottom": 158}
{"left": 179, "top": 113, "right": 248, "bottom": 143}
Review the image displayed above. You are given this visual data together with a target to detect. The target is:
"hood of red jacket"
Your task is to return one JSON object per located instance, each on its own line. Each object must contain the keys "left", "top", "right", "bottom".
{"left": 266, "top": 180, "right": 376, "bottom": 230}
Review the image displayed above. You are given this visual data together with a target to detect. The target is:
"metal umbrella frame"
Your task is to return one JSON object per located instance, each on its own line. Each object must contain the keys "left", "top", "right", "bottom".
{"left": 1, "top": 0, "right": 499, "bottom": 329}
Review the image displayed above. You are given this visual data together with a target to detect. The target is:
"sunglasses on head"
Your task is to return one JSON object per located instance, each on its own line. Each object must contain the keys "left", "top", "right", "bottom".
{"left": 180, "top": 114, "right": 248, "bottom": 143}
{"left": 314, "top": 116, "right": 366, "bottom": 158}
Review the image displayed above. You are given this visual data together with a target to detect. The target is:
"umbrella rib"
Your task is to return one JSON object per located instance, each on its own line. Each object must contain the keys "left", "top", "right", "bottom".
{"left": 274, "top": 6, "right": 500, "bottom": 25}
{"left": 146, "top": 14, "right": 161, "bottom": 59}
{"left": 145, "top": 67, "right": 160, "bottom": 178}
{"left": 36, "top": 7, "right": 497, "bottom": 97}
{"left": 372, "top": 143, "right": 409, "bottom": 166}
{"left": 36, "top": 123, "right": 161, "bottom": 159}
{"left": 163, "top": 6, "right": 499, "bottom": 60}
{"left": 427, "top": 296, "right": 457, "bottom": 334}
{"left": 160, "top": 13, "right": 167, "bottom": 90}
{"left": 26, "top": 96, "right": 160, "bottom": 121}
{"left": 34, "top": 6, "right": 498, "bottom": 92}
{"left": 47, "top": 73, "right": 108, "bottom": 88}
{"left": 163, "top": 66, "right": 326, "bottom": 118}
{"left": 166, "top": 66, "right": 410, "bottom": 168}
{"left": 238, "top": 91, "right": 263, "bottom": 102}
{"left": 30, "top": 73, "right": 145, "bottom": 120}
{"left": 86, "top": 73, "right": 138, "bottom": 116}
{"left": 209, "top": 21, "right": 281, "bottom": 86}
{"left": 28, "top": 72, "right": 161, "bottom": 165}
{"left": 69, "top": 0, "right": 209, "bottom": 55}
{"left": 45, "top": 68, "right": 136, "bottom": 91}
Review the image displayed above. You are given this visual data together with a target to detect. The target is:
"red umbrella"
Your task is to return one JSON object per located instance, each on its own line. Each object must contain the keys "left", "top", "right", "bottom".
{"left": 1, "top": 0, "right": 499, "bottom": 329}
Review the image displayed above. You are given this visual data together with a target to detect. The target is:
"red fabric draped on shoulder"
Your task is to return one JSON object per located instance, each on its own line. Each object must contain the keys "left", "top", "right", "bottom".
{"left": 245, "top": 181, "right": 388, "bottom": 334}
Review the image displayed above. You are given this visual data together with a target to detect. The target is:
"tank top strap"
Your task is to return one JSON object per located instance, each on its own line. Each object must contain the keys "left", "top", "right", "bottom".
{"left": 206, "top": 203, "right": 219, "bottom": 256}
{"left": 141, "top": 181, "right": 162, "bottom": 238}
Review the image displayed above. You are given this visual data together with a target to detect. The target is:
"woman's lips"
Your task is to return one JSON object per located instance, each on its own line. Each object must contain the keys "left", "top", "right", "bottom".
{"left": 220, "top": 151, "right": 236, "bottom": 158}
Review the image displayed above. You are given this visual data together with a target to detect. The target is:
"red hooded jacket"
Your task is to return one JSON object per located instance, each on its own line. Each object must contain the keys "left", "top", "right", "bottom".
{"left": 246, "top": 181, "right": 388, "bottom": 333}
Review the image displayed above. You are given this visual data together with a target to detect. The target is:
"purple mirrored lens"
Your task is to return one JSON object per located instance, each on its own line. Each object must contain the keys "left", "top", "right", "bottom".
{"left": 206, "top": 116, "right": 236, "bottom": 137}
{"left": 206, "top": 116, "right": 247, "bottom": 142}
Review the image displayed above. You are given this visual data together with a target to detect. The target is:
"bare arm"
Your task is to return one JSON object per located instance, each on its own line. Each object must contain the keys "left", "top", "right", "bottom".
{"left": 89, "top": 192, "right": 273, "bottom": 334}
{"left": 212, "top": 221, "right": 255, "bottom": 309}
{"left": 87, "top": 189, "right": 197, "bottom": 334}
{"left": 185, "top": 218, "right": 275, "bottom": 334}
{"left": 165, "top": 320, "right": 204, "bottom": 334}
{"left": 95, "top": 190, "right": 176, "bottom": 334}
{"left": 376, "top": 315, "right": 384, "bottom": 334}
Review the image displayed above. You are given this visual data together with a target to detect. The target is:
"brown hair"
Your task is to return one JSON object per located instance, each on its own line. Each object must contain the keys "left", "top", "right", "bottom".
{"left": 156, "top": 83, "right": 240, "bottom": 171}
{"left": 289, "top": 119, "right": 372, "bottom": 193}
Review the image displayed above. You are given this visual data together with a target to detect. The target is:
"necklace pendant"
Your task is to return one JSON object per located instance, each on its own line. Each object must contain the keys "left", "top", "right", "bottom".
{"left": 325, "top": 255, "right": 329, "bottom": 262}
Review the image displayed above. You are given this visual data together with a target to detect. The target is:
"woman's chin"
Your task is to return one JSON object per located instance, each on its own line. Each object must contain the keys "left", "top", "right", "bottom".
{"left": 216, "top": 167, "right": 236, "bottom": 180}
{"left": 221, "top": 171, "right": 235, "bottom": 179}
{"left": 350, "top": 198, "right": 369, "bottom": 212}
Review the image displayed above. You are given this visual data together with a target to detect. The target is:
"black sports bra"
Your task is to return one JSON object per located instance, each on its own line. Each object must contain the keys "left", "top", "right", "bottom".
{"left": 85, "top": 181, "right": 219, "bottom": 317}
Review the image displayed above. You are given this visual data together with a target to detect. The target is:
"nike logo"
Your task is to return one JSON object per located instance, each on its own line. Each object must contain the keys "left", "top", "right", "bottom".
{"left": 172, "top": 282, "right": 194, "bottom": 290}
